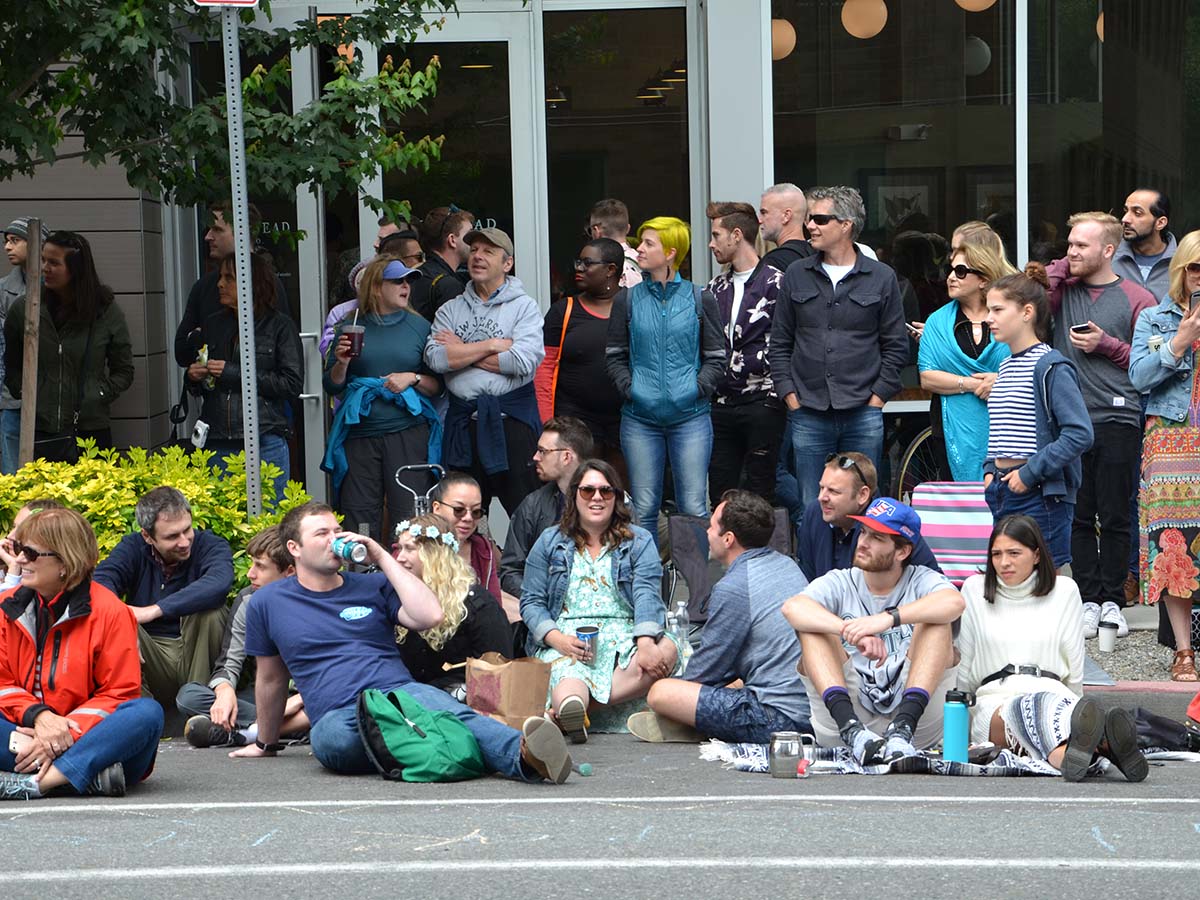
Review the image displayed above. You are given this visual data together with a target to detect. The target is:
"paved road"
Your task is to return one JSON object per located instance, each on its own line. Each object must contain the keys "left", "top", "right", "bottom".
{"left": 3, "top": 734, "right": 1198, "bottom": 899}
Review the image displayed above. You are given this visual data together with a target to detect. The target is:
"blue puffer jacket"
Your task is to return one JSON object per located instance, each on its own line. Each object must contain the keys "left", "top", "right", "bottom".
{"left": 604, "top": 274, "right": 726, "bottom": 428}
{"left": 519, "top": 524, "right": 665, "bottom": 655}
{"left": 1129, "top": 297, "right": 1196, "bottom": 422}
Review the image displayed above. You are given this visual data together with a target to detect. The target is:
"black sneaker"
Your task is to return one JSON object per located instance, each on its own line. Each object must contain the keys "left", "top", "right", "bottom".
{"left": 184, "top": 715, "right": 247, "bottom": 749}
{"left": 0, "top": 771, "right": 42, "bottom": 801}
{"left": 87, "top": 762, "right": 126, "bottom": 797}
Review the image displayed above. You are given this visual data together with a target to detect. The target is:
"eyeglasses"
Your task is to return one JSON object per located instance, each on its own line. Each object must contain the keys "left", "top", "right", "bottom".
{"left": 949, "top": 264, "right": 986, "bottom": 280}
{"left": 534, "top": 445, "right": 570, "bottom": 457}
{"left": 12, "top": 541, "right": 60, "bottom": 562}
{"left": 825, "top": 453, "right": 867, "bottom": 487}
{"left": 400, "top": 251, "right": 425, "bottom": 265}
{"left": 437, "top": 502, "right": 484, "bottom": 520}
{"left": 573, "top": 257, "right": 606, "bottom": 270}
{"left": 1186, "top": 262, "right": 1200, "bottom": 274}
{"left": 577, "top": 484, "right": 616, "bottom": 500}
{"left": 806, "top": 213, "right": 843, "bottom": 226}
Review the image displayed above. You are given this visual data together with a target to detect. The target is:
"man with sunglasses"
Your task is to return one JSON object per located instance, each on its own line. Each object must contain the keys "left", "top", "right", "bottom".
{"left": 769, "top": 186, "right": 908, "bottom": 522}
{"left": 418, "top": 206, "right": 475, "bottom": 313}
{"left": 796, "top": 451, "right": 939, "bottom": 582}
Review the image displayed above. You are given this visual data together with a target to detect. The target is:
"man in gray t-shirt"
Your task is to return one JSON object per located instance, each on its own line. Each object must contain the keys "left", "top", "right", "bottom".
{"left": 783, "top": 498, "right": 964, "bottom": 764}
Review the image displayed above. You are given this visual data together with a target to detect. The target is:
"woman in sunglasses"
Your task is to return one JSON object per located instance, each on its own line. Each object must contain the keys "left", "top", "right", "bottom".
{"left": 534, "top": 238, "right": 627, "bottom": 476}
{"left": 1129, "top": 230, "right": 1200, "bottom": 681}
{"left": 0, "top": 508, "right": 163, "bottom": 801}
{"left": 431, "top": 472, "right": 502, "bottom": 602}
{"left": 520, "top": 460, "right": 679, "bottom": 744}
{"left": 918, "top": 235, "right": 1017, "bottom": 481}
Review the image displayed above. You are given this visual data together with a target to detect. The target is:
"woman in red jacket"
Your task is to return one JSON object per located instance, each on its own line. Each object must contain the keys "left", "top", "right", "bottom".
{"left": 0, "top": 508, "right": 163, "bottom": 801}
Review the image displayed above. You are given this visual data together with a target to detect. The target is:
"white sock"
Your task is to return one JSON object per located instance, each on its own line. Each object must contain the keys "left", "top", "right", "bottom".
{"left": 240, "top": 723, "right": 258, "bottom": 742}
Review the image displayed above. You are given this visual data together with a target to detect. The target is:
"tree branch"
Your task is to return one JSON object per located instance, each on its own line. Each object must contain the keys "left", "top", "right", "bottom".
{"left": 25, "top": 134, "right": 169, "bottom": 167}
{"left": 6, "top": 56, "right": 69, "bottom": 106}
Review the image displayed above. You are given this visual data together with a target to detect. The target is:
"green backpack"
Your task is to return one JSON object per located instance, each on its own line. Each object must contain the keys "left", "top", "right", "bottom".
{"left": 355, "top": 688, "right": 486, "bottom": 782}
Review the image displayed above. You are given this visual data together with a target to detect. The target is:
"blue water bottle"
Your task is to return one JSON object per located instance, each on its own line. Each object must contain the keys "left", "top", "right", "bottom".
{"left": 942, "top": 690, "right": 972, "bottom": 763}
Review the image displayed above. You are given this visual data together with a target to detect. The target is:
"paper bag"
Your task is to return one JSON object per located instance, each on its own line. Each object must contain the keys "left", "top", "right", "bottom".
{"left": 466, "top": 652, "right": 551, "bottom": 730}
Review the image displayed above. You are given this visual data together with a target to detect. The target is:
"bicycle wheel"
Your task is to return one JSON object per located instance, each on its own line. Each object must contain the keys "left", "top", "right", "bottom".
{"left": 893, "top": 426, "right": 948, "bottom": 503}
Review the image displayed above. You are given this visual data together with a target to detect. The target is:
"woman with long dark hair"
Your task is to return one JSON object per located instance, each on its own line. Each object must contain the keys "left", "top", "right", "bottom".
{"left": 520, "top": 460, "right": 680, "bottom": 744}
{"left": 957, "top": 515, "right": 1146, "bottom": 781}
{"left": 3, "top": 231, "right": 134, "bottom": 461}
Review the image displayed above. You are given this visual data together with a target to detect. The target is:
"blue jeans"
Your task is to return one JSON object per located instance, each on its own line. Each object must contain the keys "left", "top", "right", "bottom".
{"left": 1, "top": 409, "right": 19, "bottom": 474}
{"left": 308, "top": 682, "right": 531, "bottom": 781}
{"left": 787, "top": 405, "right": 885, "bottom": 514}
{"left": 0, "top": 698, "right": 163, "bottom": 794}
{"left": 621, "top": 414, "right": 713, "bottom": 538}
{"left": 208, "top": 433, "right": 290, "bottom": 503}
{"left": 985, "top": 475, "right": 1074, "bottom": 568}
{"left": 694, "top": 685, "right": 811, "bottom": 744}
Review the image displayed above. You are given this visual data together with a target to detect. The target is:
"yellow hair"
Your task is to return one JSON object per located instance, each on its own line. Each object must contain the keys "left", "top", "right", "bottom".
{"left": 395, "top": 514, "right": 475, "bottom": 651}
{"left": 1166, "top": 229, "right": 1200, "bottom": 309}
{"left": 637, "top": 216, "right": 691, "bottom": 269}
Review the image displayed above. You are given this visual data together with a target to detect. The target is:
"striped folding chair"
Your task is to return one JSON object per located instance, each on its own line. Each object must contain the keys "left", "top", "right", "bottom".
{"left": 909, "top": 482, "right": 993, "bottom": 587}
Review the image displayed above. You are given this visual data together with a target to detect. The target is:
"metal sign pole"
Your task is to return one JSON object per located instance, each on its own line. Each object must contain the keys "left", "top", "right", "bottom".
{"left": 220, "top": 6, "right": 263, "bottom": 516}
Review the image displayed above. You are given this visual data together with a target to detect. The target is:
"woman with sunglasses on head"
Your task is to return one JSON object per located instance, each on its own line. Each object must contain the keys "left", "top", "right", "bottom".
{"left": 431, "top": 472, "right": 502, "bottom": 602}
{"left": 957, "top": 515, "right": 1146, "bottom": 781}
{"left": 0, "top": 508, "right": 164, "bottom": 801}
{"left": 520, "top": 460, "right": 680, "bottom": 744}
{"left": 918, "top": 237, "right": 1017, "bottom": 481}
{"left": 323, "top": 256, "right": 443, "bottom": 543}
{"left": 981, "top": 274, "right": 1093, "bottom": 570}
{"left": 3, "top": 231, "right": 134, "bottom": 462}
{"left": 534, "top": 238, "right": 627, "bottom": 476}
{"left": 1129, "top": 230, "right": 1200, "bottom": 681}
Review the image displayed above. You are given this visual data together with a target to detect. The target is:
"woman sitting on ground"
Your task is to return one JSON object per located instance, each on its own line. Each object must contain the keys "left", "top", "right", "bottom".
{"left": 957, "top": 515, "right": 1147, "bottom": 781}
{"left": 520, "top": 459, "right": 680, "bottom": 744}
{"left": 393, "top": 513, "right": 513, "bottom": 694}
{"left": 0, "top": 508, "right": 163, "bottom": 801}
{"left": 431, "top": 473, "right": 502, "bottom": 601}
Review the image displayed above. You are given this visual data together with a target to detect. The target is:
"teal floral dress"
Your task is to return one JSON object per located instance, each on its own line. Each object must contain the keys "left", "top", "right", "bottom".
{"left": 535, "top": 546, "right": 682, "bottom": 703}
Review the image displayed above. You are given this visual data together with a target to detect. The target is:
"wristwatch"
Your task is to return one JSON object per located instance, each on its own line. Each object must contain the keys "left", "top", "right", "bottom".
{"left": 255, "top": 739, "right": 286, "bottom": 752}
{"left": 885, "top": 606, "right": 902, "bottom": 629}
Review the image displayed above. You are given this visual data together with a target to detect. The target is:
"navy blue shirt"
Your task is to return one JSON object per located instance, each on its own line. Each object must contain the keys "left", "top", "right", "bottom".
{"left": 796, "top": 498, "right": 942, "bottom": 582}
{"left": 244, "top": 571, "right": 412, "bottom": 726}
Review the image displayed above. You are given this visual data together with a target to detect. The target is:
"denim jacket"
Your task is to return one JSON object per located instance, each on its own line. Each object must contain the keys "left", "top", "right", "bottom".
{"left": 1129, "top": 298, "right": 1195, "bottom": 422}
{"left": 519, "top": 524, "right": 664, "bottom": 655}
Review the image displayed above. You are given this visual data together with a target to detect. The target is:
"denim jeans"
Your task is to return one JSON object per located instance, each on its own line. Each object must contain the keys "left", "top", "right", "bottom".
{"left": 208, "top": 432, "right": 290, "bottom": 503}
{"left": 985, "top": 475, "right": 1074, "bottom": 568}
{"left": 0, "top": 409, "right": 18, "bottom": 474}
{"left": 694, "top": 685, "right": 811, "bottom": 744}
{"left": 620, "top": 413, "right": 713, "bottom": 538}
{"left": 0, "top": 698, "right": 163, "bottom": 794}
{"left": 787, "top": 405, "right": 885, "bottom": 514}
{"left": 308, "top": 681, "right": 531, "bottom": 781}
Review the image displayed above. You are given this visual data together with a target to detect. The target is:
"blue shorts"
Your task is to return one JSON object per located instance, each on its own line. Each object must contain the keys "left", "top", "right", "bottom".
{"left": 693, "top": 685, "right": 810, "bottom": 744}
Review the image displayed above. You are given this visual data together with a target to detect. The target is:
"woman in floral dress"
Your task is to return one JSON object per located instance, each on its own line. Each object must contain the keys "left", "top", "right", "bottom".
{"left": 519, "top": 460, "right": 681, "bottom": 744}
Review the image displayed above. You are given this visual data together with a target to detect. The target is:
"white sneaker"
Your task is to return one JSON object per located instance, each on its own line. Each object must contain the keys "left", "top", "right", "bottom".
{"left": 1099, "top": 601, "right": 1130, "bottom": 638}
{"left": 1081, "top": 602, "right": 1101, "bottom": 639}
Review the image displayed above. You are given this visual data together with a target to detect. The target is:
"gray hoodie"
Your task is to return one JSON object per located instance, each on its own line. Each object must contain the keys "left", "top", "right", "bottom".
{"left": 1113, "top": 231, "right": 1176, "bottom": 303}
{"left": 424, "top": 276, "right": 545, "bottom": 401}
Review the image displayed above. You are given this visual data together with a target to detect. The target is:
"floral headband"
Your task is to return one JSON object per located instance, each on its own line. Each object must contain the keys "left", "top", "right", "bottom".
{"left": 397, "top": 520, "right": 460, "bottom": 553}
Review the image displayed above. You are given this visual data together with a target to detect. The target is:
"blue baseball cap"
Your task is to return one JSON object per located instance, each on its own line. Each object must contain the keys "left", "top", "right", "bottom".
{"left": 382, "top": 260, "right": 421, "bottom": 282}
{"left": 848, "top": 497, "right": 921, "bottom": 542}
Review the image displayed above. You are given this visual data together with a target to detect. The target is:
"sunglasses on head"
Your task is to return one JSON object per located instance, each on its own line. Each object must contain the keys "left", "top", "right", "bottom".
{"left": 825, "top": 453, "right": 867, "bottom": 486}
{"left": 12, "top": 540, "right": 60, "bottom": 562}
{"left": 438, "top": 502, "right": 484, "bottom": 520}
{"left": 577, "top": 484, "right": 616, "bottom": 499}
{"left": 806, "top": 213, "right": 843, "bottom": 226}
{"left": 949, "top": 264, "right": 986, "bottom": 279}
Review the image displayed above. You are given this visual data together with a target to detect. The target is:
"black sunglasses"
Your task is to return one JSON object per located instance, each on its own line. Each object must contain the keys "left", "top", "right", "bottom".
{"left": 436, "top": 502, "right": 484, "bottom": 520}
{"left": 577, "top": 484, "right": 616, "bottom": 499}
{"left": 12, "top": 540, "right": 60, "bottom": 562}
{"left": 949, "top": 264, "right": 986, "bottom": 280}
{"left": 1186, "top": 262, "right": 1200, "bottom": 274}
{"left": 825, "top": 453, "right": 868, "bottom": 487}
{"left": 806, "top": 213, "right": 843, "bottom": 226}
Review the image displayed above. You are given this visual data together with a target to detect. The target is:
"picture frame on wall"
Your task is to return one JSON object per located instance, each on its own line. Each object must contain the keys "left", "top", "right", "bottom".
{"left": 858, "top": 168, "right": 945, "bottom": 236}
{"left": 962, "top": 166, "right": 1016, "bottom": 222}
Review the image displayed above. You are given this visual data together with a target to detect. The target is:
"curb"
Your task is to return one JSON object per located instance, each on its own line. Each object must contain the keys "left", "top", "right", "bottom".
{"left": 1085, "top": 680, "right": 1198, "bottom": 695}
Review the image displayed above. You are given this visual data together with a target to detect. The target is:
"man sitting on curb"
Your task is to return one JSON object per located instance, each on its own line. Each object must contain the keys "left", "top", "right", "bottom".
{"left": 797, "top": 451, "right": 940, "bottom": 582}
{"left": 629, "top": 490, "right": 811, "bottom": 743}
{"left": 783, "top": 498, "right": 963, "bottom": 764}
{"left": 229, "top": 501, "right": 572, "bottom": 783}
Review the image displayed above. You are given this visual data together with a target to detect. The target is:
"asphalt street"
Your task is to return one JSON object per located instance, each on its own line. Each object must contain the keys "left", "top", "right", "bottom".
{"left": 3, "top": 732, "right": 1199, "bottom": 899}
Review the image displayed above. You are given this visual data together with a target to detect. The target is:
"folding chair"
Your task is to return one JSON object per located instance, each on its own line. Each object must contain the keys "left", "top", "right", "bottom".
{"left": 908, "top": 481, "right": 992, "bottom": 587}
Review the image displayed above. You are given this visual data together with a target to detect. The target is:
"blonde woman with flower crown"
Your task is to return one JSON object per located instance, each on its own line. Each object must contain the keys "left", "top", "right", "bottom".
{"left": 392, "top": 514, "right": 514, "bottom": 693}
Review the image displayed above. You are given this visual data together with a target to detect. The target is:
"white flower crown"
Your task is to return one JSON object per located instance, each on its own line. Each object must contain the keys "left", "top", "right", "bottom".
{"left": 396, "top": 519, "right": 460, "bottom": 553}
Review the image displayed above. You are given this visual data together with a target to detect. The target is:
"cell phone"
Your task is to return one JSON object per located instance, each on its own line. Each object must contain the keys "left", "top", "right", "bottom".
{"left": 8, "top": 732, "right": 20, "bottom": 754}
{"left": 905, "top": 322, "right": 921, "bottom": 335}
{"left": 1190, "top": 290, "right": 1200, "bottom": 312}
{"left": 1070, "top": 323, "right": 1091, "bottom": 334}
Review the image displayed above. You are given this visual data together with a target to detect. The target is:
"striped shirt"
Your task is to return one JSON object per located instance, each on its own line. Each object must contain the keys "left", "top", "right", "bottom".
{"left": 986, "top": 343, "right": 1051, "bottom": 460}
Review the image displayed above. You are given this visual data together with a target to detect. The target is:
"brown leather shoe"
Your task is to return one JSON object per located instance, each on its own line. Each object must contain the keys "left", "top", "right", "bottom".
{"left": 1170, "top": 649, "right": 1199, "bottom": 682}
{"left": 1123, "top": 573, "right": 1139, "bottom": 606}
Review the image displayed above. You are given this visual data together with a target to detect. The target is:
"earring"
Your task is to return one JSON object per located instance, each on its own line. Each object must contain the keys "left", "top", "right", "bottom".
{"left": 58, "top": 571, "right": 66, "bottom": 580}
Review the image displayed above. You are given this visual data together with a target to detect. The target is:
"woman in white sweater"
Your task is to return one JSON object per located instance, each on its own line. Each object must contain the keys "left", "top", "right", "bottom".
{"left": 958, "top": 515, "right": 1147, "bottom": 782}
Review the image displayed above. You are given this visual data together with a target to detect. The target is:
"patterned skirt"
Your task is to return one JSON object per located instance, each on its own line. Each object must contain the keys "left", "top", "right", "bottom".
{"left": 1139, "top": 416, "right": 1200, "bottom": 605}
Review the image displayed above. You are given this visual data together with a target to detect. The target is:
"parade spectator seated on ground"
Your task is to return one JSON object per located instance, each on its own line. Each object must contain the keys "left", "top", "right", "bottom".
{"left": 431, "top": 473, "right": 502, "bottom": 602}
{"left": 520, "top": 460, "right": 681, "bottom": 745}
{"left": 228, "top": 502, "right": 573, "bottom": 784}
{"left": 177, "top": 525, "right": 309, "bottom": 750}
{"left": 631, "top": 490, "right": 811, "bottom": 744}
{"left": 1, "top": 499, "right": 66, "bottom": 590}
{"left": 499, "top": 416, "right": 592, "bottom": 599}
{"left": 783, "top": 498, "right": 964, "bottom": 764}
{"left": 392, "top": 514, "right": 512, "bottom": 694}
{"left": 796, "top": 451, "right": 940, "bottom": 582}
{"left": 94, "top": 487, "right": 234, "bottom": 710}
{"left": 957, "top": 515, "right": 1147, "bottom": 782}
{"left": 0, "top": 508, "right": 163, "bottom": 801}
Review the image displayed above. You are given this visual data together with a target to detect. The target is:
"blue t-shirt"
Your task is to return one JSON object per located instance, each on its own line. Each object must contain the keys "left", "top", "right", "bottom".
{"left": 244, "top": 571, "right": 413, "bottom": 725}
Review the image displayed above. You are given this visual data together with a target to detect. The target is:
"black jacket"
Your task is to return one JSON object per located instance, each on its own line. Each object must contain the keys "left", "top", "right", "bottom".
{"left": 188, "top": 306, "right": 303, "bottom": 440}
{"left": 396, "top": 586, "right": 513, "bottom": 689}
{"left": 500, "top": 482, "right": 564, "bottom": 596}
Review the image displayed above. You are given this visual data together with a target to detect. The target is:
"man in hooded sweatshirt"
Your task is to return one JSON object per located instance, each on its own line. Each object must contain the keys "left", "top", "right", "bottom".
{"left": 425, "top": 228, "right": 545, "bottom": 515}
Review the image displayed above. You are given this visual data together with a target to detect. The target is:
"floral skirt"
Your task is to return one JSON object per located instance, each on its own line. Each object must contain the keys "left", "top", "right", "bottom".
{"left": 1139, "top": 417, "right": 1200, "bottom": 605}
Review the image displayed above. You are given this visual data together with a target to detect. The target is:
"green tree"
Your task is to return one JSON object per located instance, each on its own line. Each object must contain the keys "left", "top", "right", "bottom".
{"left": 1, "top": 0, "right": 456, "bottom": 219}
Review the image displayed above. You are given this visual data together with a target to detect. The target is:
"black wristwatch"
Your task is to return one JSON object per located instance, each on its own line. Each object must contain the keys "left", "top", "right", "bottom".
{"left": 256, "top": 739, "right": 286, "bottom": 753}
{"left": 885, "top": 606, "right": 902, "bottom": 629}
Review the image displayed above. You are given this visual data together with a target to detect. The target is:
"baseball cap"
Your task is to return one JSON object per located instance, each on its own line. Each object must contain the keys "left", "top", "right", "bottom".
{"left": 847, "top": 497, "right": 921, "bottom": 542}
{"left": 382, "top": 260, "right": 421, "bottom": 282}
{"left": 4, "top": 217, "right": 51, "bottom": 243}
{"left": 464, "top": 226, "right": 514, "bottom": 257}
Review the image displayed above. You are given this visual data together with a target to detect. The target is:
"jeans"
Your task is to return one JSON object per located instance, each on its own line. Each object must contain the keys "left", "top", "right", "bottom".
{"left": 0, "top": 409, "right": 18, "bottom": 474}
{"left": 621, "top": 413, "right": 713, "bottom": 538}
{"left": 208, "top": 433, "right": 290, "bottom": 504}
{"left": 1071, "top": 422, "right": 1140, "bottom": 606}
{"left": 308, "top": 681, "right": 530, "bottom": 781}
{"left": 0, "top": 698, "right": 163, "bottom": 794}
{"left": 985, "top": 474, "right": 1074, "bottom": 568}
{"left": 787, "top": 405, "right": 885, "bottom": 513}
{"left": 709, "top": 399, "right": 785, "bottom": 503}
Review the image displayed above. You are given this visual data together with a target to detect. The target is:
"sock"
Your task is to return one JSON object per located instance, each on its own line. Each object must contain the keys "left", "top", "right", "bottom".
{"left": 822, "top": 687, "right": 856, "bottom": 733}
{"left": 891, "top": 688, "right": 930, "bottom": 734}
{"left": 240, "top": 723, "right": 259, "bottom": 743}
